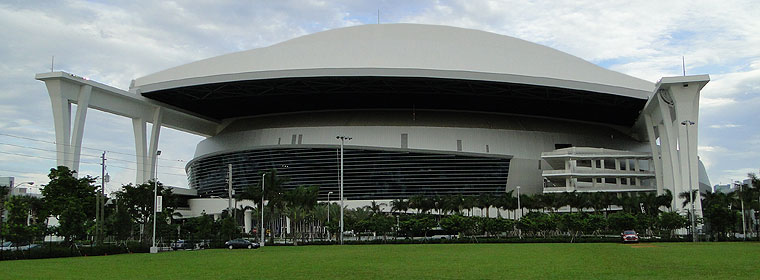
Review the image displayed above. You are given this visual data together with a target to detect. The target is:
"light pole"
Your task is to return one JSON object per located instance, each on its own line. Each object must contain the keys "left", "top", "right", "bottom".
{"left": 736, "top": 180, "right": 746, "bottom": 240}
{"left": 11, "top": 181, "right": 33, "bottom": 196}
{"left": 516, "top": 185, "right": 521, "bottom": 239}
{"left": 681, "top": 120, "right": 697, "bottom": 242}
{"left": 260, "top": 172, "right": 265, "bottom": 247}
{"left": 336, "top": 135, "right": 351, "bottom": 245}
{"left": 516, "top": 186, "right": 522, "bottom": 218}
{"left": 151, "top": 150, "right": 161, "bottom": 254}
{"left": 327, "top": 191, "right": 333, "bottom": 241}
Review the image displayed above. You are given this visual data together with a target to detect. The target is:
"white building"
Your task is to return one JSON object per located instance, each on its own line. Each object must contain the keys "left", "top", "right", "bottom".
{"left": 36, "top": 24, "right": 710, "bottom": 218}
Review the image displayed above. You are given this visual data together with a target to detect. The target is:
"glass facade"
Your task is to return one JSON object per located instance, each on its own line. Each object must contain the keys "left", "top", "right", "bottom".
{"left": 187, "top": 147, "right": 510, "bottom": 200}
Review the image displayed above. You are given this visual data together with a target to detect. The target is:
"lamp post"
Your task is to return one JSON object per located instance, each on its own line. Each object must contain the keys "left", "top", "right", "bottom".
{"left": 336, "top": 135, "right": 351, "bottom": 245}
{"left": 327, "top": 191, "right": 333, "bottom": 241}
{"left": 736, "top": 180, "right": 746, "bottom": 240}
{"left": 516, "top": 185, "right": 521, "bottom": 239}
{"left": 516, "top": 186, "right": 522, "bottom": 218}
{"left": 151, "top": 150, "right": 161, "bottom": 253}
{"left": 260, "top": 172, "right": 265, "bottom": 247}
{"left": 681, "top": 120, "right": 697, "bottom": 242}
{"left": 11, "top": 181, "right": 33, "bottom": 196}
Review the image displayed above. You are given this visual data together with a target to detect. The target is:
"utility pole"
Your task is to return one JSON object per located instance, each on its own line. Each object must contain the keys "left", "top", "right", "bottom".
{"left": 97, "top": 151, "right": 106, "bottom": 245}
{"left": 150, "top": 150, "right": 161, "bottom": 254}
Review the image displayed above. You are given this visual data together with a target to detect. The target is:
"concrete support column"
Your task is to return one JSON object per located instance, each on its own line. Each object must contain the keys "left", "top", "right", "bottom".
{"left": 244, "top": 209, "right": 253, "bottom": 233}
{"left": 131, "top": 107, "right": 163, "bottom": 183}
{"left": 47, "top": 82, "right": 92, "bottom": 173}
{"left": 132, "top": 118, "right": 147, "bottom": 183}
{"left": 70, "top": 85, "right": 92, "bottom": 172}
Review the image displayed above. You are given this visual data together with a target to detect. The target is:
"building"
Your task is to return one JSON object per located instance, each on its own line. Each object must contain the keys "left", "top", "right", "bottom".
{"left": 36, "top": 24, "right": 710, "bottom": 218}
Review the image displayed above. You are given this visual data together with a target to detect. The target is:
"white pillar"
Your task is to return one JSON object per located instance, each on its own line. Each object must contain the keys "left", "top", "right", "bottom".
{"left": 69, "top": 85, "right": 92, "bottom": 172}
{"left": 148, "top": 107, "right": 163, "bottom": 181}
{"left": 244, "top": 209, "right": 253, "bottom": 233}
{"left": 46, "top": 82, "right": 92, "bottom": 172}
{"left": 132, "top": 118, "right": 147, "bottom": 183}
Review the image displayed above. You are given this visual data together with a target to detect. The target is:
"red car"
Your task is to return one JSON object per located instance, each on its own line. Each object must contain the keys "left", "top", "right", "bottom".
{"left": 621, "top": 230, "right": 639, "bottom": 243}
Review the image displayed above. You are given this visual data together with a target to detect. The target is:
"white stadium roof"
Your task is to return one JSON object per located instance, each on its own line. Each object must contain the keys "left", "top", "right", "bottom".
{"left": 132, "top": 24, "right": 654, "bottom": 99}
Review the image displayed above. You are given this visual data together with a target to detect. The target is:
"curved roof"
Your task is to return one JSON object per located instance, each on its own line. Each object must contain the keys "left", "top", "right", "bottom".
{"left": 132, "top": 24, "right": 653, "bottom": 98}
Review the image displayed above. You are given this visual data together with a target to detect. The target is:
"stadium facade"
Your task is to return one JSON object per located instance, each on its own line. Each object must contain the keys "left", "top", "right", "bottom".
{"left": 36, "top": 24, "right": 710, "bottom": 218}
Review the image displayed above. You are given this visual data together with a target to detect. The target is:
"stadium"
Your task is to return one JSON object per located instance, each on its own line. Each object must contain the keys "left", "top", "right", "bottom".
{"left": 37, "top": 24, "right": 710, "bottom": 217}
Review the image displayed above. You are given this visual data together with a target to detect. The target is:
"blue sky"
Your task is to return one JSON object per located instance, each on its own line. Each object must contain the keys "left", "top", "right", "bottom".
{"left": 1, "top": 0, "right": 758, "bottom": 193}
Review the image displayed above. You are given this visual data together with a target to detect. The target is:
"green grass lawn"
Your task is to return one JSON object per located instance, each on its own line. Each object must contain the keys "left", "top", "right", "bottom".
{"left": 1, "top": 242, "right": 759, "bottom": 279}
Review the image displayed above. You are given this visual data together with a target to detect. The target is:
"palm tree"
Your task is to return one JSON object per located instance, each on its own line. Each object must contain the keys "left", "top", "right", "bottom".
{"left": 283, "top": 185, "right": 319, "bottom": 245}
{"left": 409, "top": 195, "right": 425, "bottom": 214}
{"left": 257, "top": 169, "right": 288, "bottom": 243}
{"left": 589, "top": 192, "right": 607, "bottom": 214}
{"left": 390, "top": 199, "right": 409, "bottom": 215}
{"left": 366, "top": 201, "right": 386, "bottom": 215}
{"left": 679, "top": 190, "right": 699, "bottom": 209}
{"left": 478, "top": 194, "right": 495, "bottom": 217}
{"left": 656, "top": 189, "right": 673, "bottom": 211}
{"left": 462, "top": 196, "right": 477, "bottom": 216}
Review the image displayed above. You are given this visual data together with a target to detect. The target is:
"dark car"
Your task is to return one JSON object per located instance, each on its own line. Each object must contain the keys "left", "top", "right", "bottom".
{"left": 224, "top": 239, "right": 259, "bottom": 249}
{"left": 171, "top": 240, "right": 194, "bottom": 250}
{"left": 621, "top": 230, "right": 639, "bottom": 243}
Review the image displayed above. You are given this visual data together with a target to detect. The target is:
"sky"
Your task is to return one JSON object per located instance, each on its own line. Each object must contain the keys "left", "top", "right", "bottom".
{"left": 1, "top": 0, "right": 758, "bottom": 193}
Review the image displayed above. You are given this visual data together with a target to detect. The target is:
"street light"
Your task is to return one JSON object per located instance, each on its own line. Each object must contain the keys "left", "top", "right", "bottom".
{"left": 151, "top": 150, "right": 161, "bottom": 254}
{"left": 681, "top": 120, "right": 697, "bottom": 242}
{"left": 516, "top": 186, "right": 522, "bottom": 218}
{"left": 327, "top": 191, "right": 333, "bottom": 241}
{"left": 11, "top": 181, "right": 33, "bottom": 196}
{"left": 735, "top": 180, "right": 746, "bottom": 240}
{"left": 336, "top": 135, "right": 352, "bottom": 245}
{"left": 516, "top": 185, "right": 521, "bottom": 239}
{"left": 261, "top": 172, "right": 265, "bottom": 247}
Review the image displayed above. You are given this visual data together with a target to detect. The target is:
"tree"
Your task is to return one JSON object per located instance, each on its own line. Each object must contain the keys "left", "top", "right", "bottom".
{"left": 607, "top": 212, "right": 637, "bottom": 232}
{"left": 112, "top": 180, "right": 175, "bottom": 243}
{"left": 282, "top": 185, "right": 319, "bottom": 245}
{"left": 657, "top": 212, "right": 687, "bottom": 237}
{"left": 390, "top": 199, "right": 409, "bottom": 215}
{"left": 1, "top": 196, "right": 47, "bottom": 246}
{"left": 42, "top": 166, "right": 96, "bottom": 243}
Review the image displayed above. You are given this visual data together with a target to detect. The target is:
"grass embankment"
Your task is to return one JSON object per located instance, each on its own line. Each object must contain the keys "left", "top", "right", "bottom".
{"left": 1, "top": 242, "right": 758, "bottom": 279}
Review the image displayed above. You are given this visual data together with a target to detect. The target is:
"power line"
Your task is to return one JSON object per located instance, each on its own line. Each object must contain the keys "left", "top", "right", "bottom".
{"left": 0, "top": 142, "right": 187, "bottom": 170}
{"left": 0, "top": 132, "right": 190, "bottom": 163}
{"left": 0, "top": 150, "right": 187, "bottom": 177}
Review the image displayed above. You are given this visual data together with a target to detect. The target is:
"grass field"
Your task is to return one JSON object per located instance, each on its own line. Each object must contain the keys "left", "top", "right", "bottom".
{"left": 1, "top": 242, "right": 759, "bottom": 279}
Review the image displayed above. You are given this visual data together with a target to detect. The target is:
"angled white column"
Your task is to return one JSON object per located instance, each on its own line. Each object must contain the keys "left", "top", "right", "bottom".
{"left": 70, "top": 85, "right": 92, "bottom": 172}
{"left": 48, "top": 86, "right": 71, "bottom": 168}
{"left": 147, "top": 107, "right": 163, "bottom": 181}
{"left": 643, "top": 114, "right": 664, "bottom": 194}
{"left": 641, "top": 75, "right": 709, "bottom": 215}
{"left": 45, "top": 80, "right": 92, "bottom": 173}
{"left": 133, "top": 118, "right": 148, "bottom": 183}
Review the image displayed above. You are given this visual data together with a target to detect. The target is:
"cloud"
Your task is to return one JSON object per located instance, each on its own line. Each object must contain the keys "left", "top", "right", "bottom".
{"left": 1, "top": 0, "right": 759, "bottom": 190}
{"left": 708, "top": 123, "right": 742, "bottom": 129}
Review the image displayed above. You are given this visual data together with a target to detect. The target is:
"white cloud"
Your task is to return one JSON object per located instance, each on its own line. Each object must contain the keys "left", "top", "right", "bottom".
{"left": 1, "top": 0, "right": 759, "bottom": 189}
{"left": 708, "top": 123, "right": 742, "bottom": 129}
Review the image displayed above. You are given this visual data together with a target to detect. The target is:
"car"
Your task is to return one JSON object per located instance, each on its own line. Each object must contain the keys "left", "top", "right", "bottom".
{"left": 224, "top": 239, "right": 259, "bottom": 249}
{"left": 621, "top": 230, "right": 639, "bottom": 243}
{"left": 171, "top": 240, "right": 194, "bottom": 250}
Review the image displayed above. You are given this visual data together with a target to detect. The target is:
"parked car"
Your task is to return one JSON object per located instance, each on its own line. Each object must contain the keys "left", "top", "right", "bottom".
{"left": 621, "top": 230, "right": 639, "bottom": 243}
{"left": 0, "top": 241, "right": 13, "bottom": 251}
{"left": 171, "top": 240, "right": 194, "bottom": 250}
{"left": 0, "top": 242, "right": 41, "bottom": 251}
{"left": 224, "top": 239, "right": 259, "bottom": 249}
